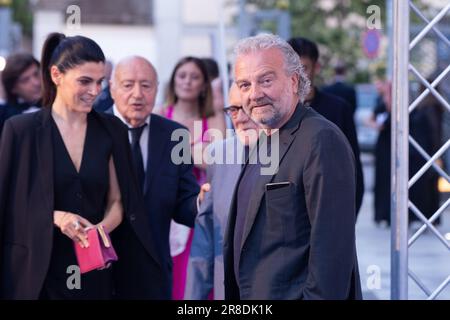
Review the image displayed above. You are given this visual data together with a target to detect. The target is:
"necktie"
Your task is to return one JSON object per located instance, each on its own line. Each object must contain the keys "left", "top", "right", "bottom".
{"left": 129, "top": 124, "right": 147, "bottom": 191}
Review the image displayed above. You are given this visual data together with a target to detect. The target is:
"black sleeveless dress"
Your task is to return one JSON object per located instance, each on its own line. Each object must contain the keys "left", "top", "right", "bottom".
{"left": 40, "top": 112, "right": 114, "bottom": 299}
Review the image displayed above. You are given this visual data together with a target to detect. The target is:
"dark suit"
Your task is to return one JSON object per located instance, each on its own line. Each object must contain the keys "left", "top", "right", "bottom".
{"left": 0, "top": 101, "right": 42, "bottom": 138}
{"left": 106, "top": 108, "right": 200, "bottom": 299}
{"left": 224, "top": 104, "right": 361, "bottom": 300}
{"left": 309, "top": 89, "right": 364, "bottom": 215}
{"left": 0, "top": 108, "right": 147, "bottom": 299}
{"left": 322, "top": 81, "right": 357, "bottom": 114}
{"left": 0, "top": 105, "right": 5, "bottom": 137}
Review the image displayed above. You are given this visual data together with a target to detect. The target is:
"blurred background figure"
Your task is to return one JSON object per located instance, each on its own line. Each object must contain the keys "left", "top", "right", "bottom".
{"left": 202, "top": 57, "right": 220, "bottom": 81}
{"left": 0, "top": 53, "right": 42, "bottom": 136}
{"left": 288, "top": 36, "right": 364, "bottom": 216}
{"left": 367, "top": 79, "right": 391, "bottom": 226}
{"left": 156, "top": 56, "right": 226, "bottom": 300}
{"left": 409, "top": 80, "right": 443, "bottom": 226}
{"left": 93, "top": 59, "right": 114, "bottom": 112}
{"left": 322, "top": 61, "right": 357, "bottom": 115}
{"left": 369, "top": 79, "right": 442, "bottom": 227}
{"left": 202, "top": 57, "right": 226, "bottom": 114}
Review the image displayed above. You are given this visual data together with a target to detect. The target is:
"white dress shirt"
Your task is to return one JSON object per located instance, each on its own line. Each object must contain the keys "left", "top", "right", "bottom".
{"left": 112, "top": 105, "right": 150, "bottom": 171}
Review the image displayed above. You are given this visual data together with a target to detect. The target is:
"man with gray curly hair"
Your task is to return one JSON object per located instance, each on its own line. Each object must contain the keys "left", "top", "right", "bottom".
{"left": 232, "top": 33, "right": 311, "bottom": 128}
{"left": 223, "top": 33, "right": 361, "bottom": 300}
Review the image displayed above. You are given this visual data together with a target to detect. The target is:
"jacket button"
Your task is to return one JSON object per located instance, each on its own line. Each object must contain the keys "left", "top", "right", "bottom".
{"left": 76, "top": 192, "right": 83, "bottom": 199}
{"left": 130, "top": 214, "right": 136, "bottom": 221}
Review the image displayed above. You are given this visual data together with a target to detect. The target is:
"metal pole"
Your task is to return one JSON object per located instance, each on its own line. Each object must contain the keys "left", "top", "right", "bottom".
{"left": 238, "top": 0, "right": 246, "bottom": 38}
{"left": 218, "top": 0, "right": 232, "bottom": 129}
{"left": 386, "top": 0, "right": 393, "bottom": 81}
{"left": 391, "top": 0, "right": 409, "bottom": 300}
{"left": 0, "top": 5, "right": 12, "bottom": 54}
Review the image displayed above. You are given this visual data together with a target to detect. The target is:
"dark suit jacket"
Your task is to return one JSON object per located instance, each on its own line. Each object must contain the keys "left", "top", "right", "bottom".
{"left": 0, "top": 101, "right": 42, "bottom": 138}
{"left": 0, "top": 108, "right": 149, "bottom": 299}
{"left": 224, "top": 105, "right": 362, "bottom": 300}
{"left": 106, "top": 109, "right": 200, "bottom": 299}
{"left": 0, "top": 105, "right": 5, "bottom": 137}
{"left": 322, "top": 81, "right": 357, "bottom": 114}
{"left": 310, "top": 89, "right": 364, "bottom": 215}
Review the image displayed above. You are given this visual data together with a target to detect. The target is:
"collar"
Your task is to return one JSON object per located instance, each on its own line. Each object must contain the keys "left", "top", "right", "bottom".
{"left": 112, "top": 104, "right": 151, "bottom": 128}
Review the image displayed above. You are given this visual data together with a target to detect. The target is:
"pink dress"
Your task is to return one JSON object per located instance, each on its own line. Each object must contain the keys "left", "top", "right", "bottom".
{"left": 166, "top": 106, "right": 208, "bottom": 300}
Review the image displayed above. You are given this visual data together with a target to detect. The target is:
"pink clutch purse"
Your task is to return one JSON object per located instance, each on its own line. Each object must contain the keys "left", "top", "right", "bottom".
{"left": 74, "top": 225, "right": 118, "bottom": 274}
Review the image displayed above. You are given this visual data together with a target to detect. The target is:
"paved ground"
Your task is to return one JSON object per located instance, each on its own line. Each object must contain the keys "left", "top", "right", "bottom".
{"left": 356, "top": 153, "right": 450, "bottom": 300}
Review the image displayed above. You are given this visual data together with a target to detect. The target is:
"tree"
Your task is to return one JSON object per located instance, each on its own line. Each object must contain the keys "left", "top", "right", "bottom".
{"left": 11, "top": 0, "right": 33, "bottom": 37}
{"left": 247, "top": 0, "right": 387, "bottom": 84}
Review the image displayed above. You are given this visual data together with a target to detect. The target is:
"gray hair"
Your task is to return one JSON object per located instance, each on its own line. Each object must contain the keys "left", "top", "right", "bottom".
{"left": 233, "top": 33, "right": 310, "bottom": 103}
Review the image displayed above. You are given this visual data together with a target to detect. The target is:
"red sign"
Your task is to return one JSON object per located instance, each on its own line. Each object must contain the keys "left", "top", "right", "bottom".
{"left": 362, "top": 29, "right": 381, "bottom": 59}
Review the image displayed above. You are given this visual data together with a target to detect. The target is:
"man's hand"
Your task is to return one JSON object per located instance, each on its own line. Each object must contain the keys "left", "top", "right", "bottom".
{"left": 198, "top": 183, "right": 211, "bottom": 207}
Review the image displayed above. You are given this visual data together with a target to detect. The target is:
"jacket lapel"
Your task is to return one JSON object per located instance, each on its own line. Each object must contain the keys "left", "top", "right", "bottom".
{"left": 239, "top": 104, "right": 308, "bottom": 252}
{"left": 35, "top": 108, "right": 54, "bottom": 214}
{"left": 143, "top": 116, "right": 169, "bottom": 196}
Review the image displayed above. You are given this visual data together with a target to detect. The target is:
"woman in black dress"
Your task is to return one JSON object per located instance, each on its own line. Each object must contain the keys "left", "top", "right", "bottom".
{"left": 0, "top": 33, "right": 140, "bottom": 299}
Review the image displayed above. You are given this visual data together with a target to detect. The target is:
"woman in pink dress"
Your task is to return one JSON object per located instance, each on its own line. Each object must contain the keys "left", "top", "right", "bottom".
{"left": 156, "top": 56, "right": 226, "bottom": 299}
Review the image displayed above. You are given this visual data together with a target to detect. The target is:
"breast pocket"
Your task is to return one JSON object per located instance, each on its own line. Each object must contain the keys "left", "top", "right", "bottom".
{"left": 265, "top": 181, "right": 301, "bottom": 245}
{"left": 265, "top": 182, "right": 292, "bottom": 199}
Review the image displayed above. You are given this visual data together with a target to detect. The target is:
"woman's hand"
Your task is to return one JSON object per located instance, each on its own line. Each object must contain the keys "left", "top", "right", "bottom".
{"left": 53, "top": 211, "right": 94, "bottom": 248}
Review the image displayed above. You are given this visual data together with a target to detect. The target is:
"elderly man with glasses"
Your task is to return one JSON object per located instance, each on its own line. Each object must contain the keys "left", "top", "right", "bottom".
{"left": 185, "top": 83, "right": 259, "bottom": 300}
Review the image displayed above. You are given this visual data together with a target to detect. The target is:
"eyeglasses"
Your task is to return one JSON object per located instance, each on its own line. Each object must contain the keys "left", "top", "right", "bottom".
{"left": 224, "top": 105, "right": 244, "bottom": 118}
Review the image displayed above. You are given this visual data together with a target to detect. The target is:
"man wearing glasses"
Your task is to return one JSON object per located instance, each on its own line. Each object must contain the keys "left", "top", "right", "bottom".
{"left": 185, "top": 84, "right": 258, "bottom": 300}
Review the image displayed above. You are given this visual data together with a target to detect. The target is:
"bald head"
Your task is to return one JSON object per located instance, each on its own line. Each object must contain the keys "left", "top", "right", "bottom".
{"left": 110, "top": 56, "right": 158, "bottom": 127}
{"left": 111, "top": 56, "right": 157, "bottom": 86}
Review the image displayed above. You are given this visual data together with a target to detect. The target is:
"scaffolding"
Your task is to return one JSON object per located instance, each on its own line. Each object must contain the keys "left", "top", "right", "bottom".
{"left": 391, "top": 0, "right": 450, "bottom": 300}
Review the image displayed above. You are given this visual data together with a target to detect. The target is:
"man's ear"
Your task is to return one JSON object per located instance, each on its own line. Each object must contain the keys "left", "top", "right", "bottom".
{"left": 290, "top": 73, "right": 300, "bottom": 95}
{"left": 50, "top": 65, "right": 62, "bottom": 86}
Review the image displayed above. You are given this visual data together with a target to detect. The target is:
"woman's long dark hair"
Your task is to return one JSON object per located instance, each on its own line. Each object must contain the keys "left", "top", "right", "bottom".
{"left": 41, "top": 32, "right": 105, "bottom": 107}
{"left": 165, "top": 56, "right": 214, "bottom": 118}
